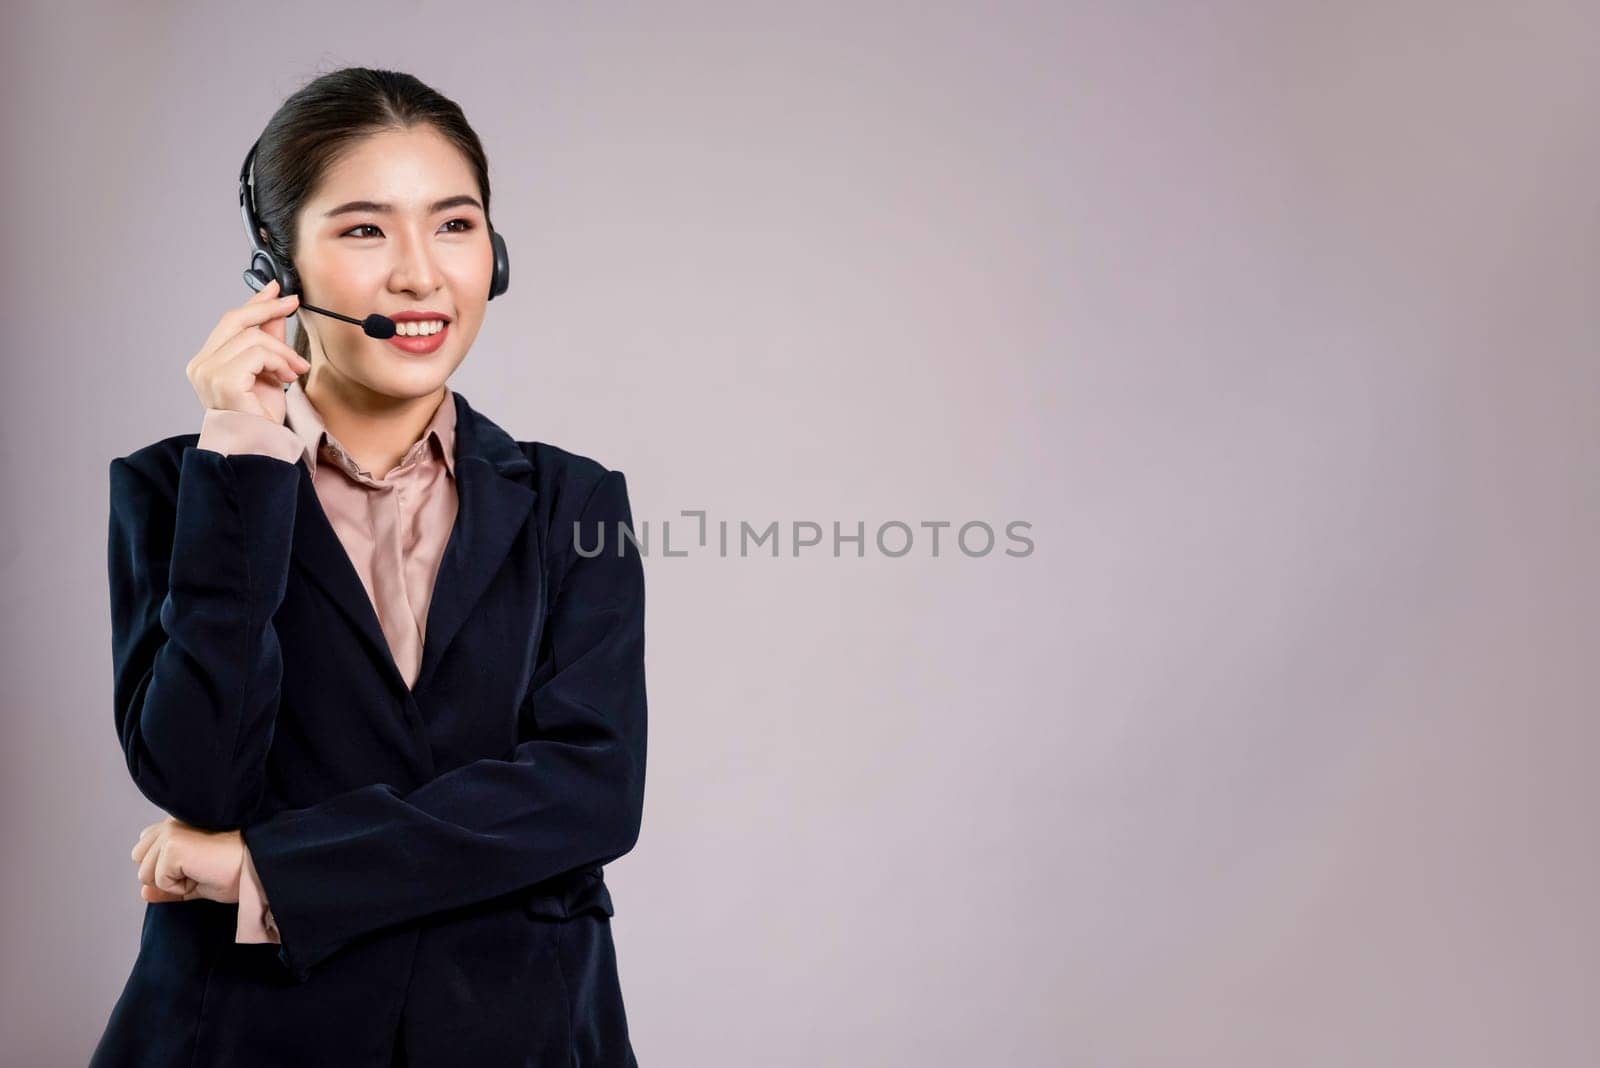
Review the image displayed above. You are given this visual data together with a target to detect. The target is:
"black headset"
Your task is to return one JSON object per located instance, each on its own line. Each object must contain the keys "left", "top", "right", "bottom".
{"left": 238, "top": 138, "right": 509, "bottom": 322}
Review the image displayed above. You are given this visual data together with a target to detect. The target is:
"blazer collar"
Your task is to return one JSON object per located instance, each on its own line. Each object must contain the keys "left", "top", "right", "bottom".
{"left": 289, "top": 387, "right": 539, "bottom": 702}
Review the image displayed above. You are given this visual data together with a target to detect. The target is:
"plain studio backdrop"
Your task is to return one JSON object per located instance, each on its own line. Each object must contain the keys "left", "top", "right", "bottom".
{"left": 3, "top": 2, "right": 1597, "bottom": 1065}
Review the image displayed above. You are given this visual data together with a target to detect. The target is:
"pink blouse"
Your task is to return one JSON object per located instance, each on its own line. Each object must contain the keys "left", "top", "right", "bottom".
{"left": 193, "top": 378, "right": 459, "bottom": 943}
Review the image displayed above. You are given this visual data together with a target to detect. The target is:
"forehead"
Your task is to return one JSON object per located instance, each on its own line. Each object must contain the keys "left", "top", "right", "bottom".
{"left": 305, "top": 127, "right": 478, "bottom": 210}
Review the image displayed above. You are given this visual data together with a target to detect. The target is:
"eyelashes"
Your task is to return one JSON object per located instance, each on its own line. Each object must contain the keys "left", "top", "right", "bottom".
{"left": 341, "top": 219, "right": 476, "bottom": 239}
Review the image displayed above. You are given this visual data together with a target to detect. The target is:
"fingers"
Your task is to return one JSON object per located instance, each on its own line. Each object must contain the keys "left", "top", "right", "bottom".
{"left": 196, "top": 302, "right": 301, "bottom": 377}
{"left": 211, "top": 324, "right": 307, "bottom": 375}
{"left": 229, "top": 288, "right": 300, "bottom": 335}
{"left": 131, "top": 814, "right": 177, "bottom": 863}
{"left": 131, "top": 823, "right": 159, "bottom": 864}
{"left": 137, "top": 834, "right": 161, "bottom": 891}
{"left": 196, "top": 285, "right": 300, "bottom": 365}
{"left": 203, "top": 289, "right": 300, "bottom": 354}
{"left": 241, "top": 324, "right": 309, "bottom": 371}
{"left": 141, "top": 883, "right": 187, "bottom": 904}
{"left": 197, "top": 326, "right": 310, "bottom": 390}
{"left": 237, "top": 343, "right": 308, "bottom": 387}
{"left": 151, "top": 839, "right": 196, "bottom": 897}
{"left": 132, "top": 818, "right": 203, "bottom": 904}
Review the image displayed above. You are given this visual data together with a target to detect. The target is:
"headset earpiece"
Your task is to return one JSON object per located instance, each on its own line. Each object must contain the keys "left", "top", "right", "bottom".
{"left": 488, "top": 229, "right": 510, "bottom": 300}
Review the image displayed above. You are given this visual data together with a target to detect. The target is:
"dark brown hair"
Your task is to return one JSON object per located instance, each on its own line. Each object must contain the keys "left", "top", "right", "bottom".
{"left": 249, "top": 67, "right": 494, "bottom": 386}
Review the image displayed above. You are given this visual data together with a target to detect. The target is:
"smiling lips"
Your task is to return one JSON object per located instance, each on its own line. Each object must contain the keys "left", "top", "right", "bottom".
{"left": 386, "top": 318, "right": 449, "bottom": 355}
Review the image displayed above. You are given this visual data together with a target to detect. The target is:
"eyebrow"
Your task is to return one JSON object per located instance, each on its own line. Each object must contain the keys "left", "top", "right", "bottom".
{"left": 323, "top": 195, "right": 483, "bottom": 218}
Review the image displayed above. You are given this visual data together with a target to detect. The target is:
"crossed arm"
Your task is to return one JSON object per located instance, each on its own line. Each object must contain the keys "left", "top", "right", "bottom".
{"left": 109, "top": 437, "right": 646, "bottom": 980}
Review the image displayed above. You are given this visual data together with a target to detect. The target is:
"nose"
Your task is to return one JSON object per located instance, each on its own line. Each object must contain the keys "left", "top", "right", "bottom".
{"left": 388, "top": 225, "right": 443, "bottom": 296}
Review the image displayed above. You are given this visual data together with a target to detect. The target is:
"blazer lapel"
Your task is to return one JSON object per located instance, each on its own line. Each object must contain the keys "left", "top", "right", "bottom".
{"left": 288, "top": 389, "right": 539, "bottom": 698}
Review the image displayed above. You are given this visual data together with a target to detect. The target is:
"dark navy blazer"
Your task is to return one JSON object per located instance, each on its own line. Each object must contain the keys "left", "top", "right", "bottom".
{"left": 90, "top": 389, "right": 646, "bottom": 1067}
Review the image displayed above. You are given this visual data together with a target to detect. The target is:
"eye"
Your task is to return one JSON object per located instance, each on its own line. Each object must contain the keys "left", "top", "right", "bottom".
{"left": 339, "top": 219, "right": 475, "bottom": 238}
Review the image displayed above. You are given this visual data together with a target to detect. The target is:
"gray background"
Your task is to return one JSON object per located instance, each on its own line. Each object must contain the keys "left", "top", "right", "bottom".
{"left": 4, "top": 1, "right": 1597, "bottom": 1065}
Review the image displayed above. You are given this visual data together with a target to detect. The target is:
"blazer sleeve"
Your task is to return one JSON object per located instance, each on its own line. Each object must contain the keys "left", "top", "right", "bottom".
{"left": 106, "top": 446, "right": 301, "bottom": 830}
{"left": 240, "top": 467, "right": 647, "bottom": 983}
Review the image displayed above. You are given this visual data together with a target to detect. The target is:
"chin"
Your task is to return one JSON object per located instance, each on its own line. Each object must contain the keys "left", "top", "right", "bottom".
{"left": 388, "top": 367, "right": 454, "bottom": 394}
{"left": 346, "top": 360, "right": 451, "bottom": 399}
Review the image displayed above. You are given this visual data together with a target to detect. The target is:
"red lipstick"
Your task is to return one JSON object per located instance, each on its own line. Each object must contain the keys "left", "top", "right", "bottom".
{"left": 384, "top": 311, "right": 451, "bottom": 356}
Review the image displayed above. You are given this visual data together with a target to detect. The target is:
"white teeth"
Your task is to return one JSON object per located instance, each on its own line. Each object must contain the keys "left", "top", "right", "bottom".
{"left": 397, "top": 319, "right": 445, "bottom": 337}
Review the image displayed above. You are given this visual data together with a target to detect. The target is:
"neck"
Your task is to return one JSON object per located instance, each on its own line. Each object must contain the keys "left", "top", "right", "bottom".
{"left": 302, "top": 369, "right": 447, "bottom": 478}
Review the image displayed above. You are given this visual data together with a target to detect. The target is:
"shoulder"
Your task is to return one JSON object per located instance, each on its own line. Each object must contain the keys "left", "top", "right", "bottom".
{"left": 517, "top": 440, "right": 631, "bottom": 519}
{"left": 514, "top": 441, "right": 636, "bottom": 568}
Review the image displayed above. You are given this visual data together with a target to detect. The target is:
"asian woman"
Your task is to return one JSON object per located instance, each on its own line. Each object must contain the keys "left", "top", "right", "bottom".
{"left": 92, "top": 67, "right": 646, "bottom": 1068}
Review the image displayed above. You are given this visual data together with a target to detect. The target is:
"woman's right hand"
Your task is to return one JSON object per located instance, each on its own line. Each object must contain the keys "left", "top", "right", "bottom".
{"left": 186, "top": 278, "right": 309, "bottom": 423}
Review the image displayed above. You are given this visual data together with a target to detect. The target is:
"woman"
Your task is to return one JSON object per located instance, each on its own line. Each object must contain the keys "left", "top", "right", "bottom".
{"left": 92, "top": 68, "right": 646, "bottom": 1067}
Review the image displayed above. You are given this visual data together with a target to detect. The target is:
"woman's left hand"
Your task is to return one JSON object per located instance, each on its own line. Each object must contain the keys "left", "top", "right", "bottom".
{"left": 131, "top": 815, "right": 243, "bottom": 904}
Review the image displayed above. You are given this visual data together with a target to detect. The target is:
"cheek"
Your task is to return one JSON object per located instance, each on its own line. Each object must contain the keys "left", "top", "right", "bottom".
{"left": 449, "top": 253, "right": 495, "bottom": 294}
{"left": 297, "top": 248, "right": 373, "bottom": 303}
{"left": 443, "top": 319, "right": 480, "bottom": 365}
